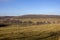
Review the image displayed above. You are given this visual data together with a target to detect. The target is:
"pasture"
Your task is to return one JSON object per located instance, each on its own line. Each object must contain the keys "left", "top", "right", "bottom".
{"left": 0, "top": 16, "right": 60, "bottom": 40}
{"left": 0, "top": 24, "right": 60, "bottom": 40}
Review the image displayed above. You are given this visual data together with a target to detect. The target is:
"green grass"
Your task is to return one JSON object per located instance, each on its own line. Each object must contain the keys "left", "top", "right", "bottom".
{"left": 0, "top": 24, "right": 60, "bottom": 40}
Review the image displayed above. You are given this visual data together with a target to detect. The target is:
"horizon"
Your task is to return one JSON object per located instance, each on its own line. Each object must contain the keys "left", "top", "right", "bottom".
{"left": 0, "top": 0, "right": 60, "bottom": 16}
{"left": 1, "top": 14, "right": 60, "bottom": 16}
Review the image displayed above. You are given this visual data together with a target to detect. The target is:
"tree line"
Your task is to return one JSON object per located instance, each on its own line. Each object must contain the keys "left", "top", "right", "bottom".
{"left": 0, "top": 20, "right": 60, "bottom": 27}
{"left": 3, "top": 20, "right": 60, "bottom": 25}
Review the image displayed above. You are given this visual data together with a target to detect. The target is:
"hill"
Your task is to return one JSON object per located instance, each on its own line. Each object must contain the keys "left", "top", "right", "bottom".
{"left": 0, "top": 15, "right": 60, "bottom": 40}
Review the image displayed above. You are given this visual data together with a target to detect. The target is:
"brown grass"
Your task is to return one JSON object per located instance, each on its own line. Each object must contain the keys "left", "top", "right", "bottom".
{"left": 0, "top": 24, "right": 60, "bottom": 40}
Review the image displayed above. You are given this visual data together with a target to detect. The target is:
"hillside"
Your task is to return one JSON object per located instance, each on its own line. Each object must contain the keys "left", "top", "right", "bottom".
{"left": 21, "top": 15, "right": 60, "bottom": 18}
{"left": 0, "top": 15, "right": 60, "bottom": 19}
{"left": 0, "top": 15, "right": 60, "bottom": 40}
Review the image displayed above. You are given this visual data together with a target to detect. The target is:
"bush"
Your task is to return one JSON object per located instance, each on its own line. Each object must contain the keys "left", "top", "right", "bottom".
{"left": 0, "top": 24, "right": 9, "bottom": 27}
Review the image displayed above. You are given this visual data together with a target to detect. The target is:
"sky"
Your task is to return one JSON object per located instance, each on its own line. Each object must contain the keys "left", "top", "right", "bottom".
{"left": 0, "top": 0, "right": 60, "bottom": 16}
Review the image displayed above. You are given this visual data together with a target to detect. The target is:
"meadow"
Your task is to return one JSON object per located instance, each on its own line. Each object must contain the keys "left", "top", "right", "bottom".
{"left": 0, "top": 15, "right": 60, "bottom": 40}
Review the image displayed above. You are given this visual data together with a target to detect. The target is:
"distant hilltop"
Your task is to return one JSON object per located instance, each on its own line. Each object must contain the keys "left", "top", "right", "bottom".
{"left": 0, "top": 15, "right": 60, "bottom": 18}
{"left": 21, "top": 15, "right": 60, "bottom": 18}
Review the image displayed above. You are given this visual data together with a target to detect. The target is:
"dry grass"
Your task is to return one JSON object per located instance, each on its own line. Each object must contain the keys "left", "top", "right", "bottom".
{"left": 0, "top": 24, "right": 60, "bottom": 40}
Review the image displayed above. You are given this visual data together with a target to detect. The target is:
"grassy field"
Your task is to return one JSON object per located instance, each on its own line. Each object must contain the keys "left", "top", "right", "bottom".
{"left": 0, "top": 15, "right": 60, "bottom": 40}
{"left": 0, "top": 24, "right": 60, "bottom": 40}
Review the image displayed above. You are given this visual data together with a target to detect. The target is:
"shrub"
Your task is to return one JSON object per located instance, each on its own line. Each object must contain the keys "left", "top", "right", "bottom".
{"left": 0, "top": 24, "right": 9, "bottom": 27}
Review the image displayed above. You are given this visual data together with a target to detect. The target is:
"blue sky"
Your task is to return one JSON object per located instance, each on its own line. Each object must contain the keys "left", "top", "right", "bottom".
{"left": 0, "top": 0, "right": 60, "bottom": 16}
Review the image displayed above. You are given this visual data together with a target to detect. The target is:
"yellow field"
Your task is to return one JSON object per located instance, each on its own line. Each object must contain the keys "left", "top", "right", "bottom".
{"left": 0, "top": 24, "right": 60, "bottom": 40}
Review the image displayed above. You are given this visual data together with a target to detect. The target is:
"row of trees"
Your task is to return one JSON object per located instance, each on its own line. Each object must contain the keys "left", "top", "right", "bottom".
{"left": 3, "top": 20, "right": 60, "bottom": 25}
{"left": 0, "top": 20, "right": 60, "bottom": 26}
{"left": 0, "top": 20, "right": 60, "bottom": 27}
